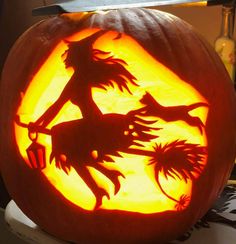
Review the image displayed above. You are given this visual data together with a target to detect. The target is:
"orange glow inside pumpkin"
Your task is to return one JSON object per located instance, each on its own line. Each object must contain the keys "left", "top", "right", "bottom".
{"left": 15, "top": 29, "right": 208, "bottom": 213}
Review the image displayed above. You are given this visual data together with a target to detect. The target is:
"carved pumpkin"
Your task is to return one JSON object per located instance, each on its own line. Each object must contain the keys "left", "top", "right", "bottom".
{"left": 0, "top": 8, "right": 236, "bottom": 243}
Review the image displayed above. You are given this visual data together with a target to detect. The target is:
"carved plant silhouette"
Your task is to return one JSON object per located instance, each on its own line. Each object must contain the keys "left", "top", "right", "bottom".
{"left": 149, "top": 140, "right": 207, "bottom": 210}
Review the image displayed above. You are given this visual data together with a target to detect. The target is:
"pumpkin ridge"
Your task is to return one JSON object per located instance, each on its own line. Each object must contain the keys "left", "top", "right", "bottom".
{"left": 144, "top": 9, "right": 181, "bottom": 71}
{"left": 167, "top": 17, "right": 193, "bottom": 68}
{"left": 137, "top": 8, "right": 162, "bottom": 52}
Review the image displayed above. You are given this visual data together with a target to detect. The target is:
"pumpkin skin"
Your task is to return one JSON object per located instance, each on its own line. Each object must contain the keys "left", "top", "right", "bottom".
{"left": 1, "top": 8, "right": 236, "bottom": 244}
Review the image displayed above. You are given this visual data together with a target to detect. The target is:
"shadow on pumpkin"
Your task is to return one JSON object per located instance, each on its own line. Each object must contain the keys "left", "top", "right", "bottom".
{"left": 16, "top": 30, "right": 208, "bottom": 210}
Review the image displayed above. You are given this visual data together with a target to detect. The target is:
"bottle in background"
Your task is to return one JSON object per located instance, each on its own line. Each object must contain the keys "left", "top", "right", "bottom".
{"left": 215, "top": 5, "right": 236, "bottom": 182}
{"left": 215, "top": 5, "right": 236, "bottom": 83}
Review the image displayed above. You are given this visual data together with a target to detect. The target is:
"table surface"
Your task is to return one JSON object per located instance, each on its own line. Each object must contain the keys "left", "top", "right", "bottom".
{"left": 0, "top": 208, "right": 26, "bottom": 244}
{"left": 2, "top": 184, "right": 236, "bottom": 244}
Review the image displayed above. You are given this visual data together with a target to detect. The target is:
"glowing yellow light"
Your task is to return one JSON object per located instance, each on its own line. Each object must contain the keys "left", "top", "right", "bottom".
{"left": 15, "top": 29, "right": 208, "bottom": 213}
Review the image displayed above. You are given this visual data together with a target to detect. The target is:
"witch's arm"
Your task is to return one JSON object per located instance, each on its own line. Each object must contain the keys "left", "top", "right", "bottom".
{"left": 35, "top": 97, "right": 67, "bottom": 127}
{"left": 33, "top": 80, "right": 72, "bottom": 128}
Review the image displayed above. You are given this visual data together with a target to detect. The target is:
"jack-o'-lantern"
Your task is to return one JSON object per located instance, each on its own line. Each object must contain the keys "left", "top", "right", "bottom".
{"left": 0, "top": 8, "right": 236, "bottom": 244}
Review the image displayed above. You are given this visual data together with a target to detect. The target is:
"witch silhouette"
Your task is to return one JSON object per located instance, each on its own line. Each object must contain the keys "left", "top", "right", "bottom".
{"left": 17, "top": 30, "right": 208, "bottom": 210}
{"left": 18, "top": 30, "right": 158, "bottom": 208}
